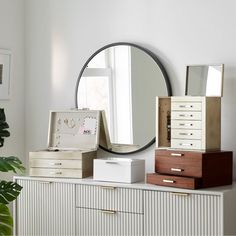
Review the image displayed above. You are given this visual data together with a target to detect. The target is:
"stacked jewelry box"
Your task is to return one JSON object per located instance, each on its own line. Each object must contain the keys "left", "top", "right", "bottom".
{"left": 29, "top": 110, "right": 100, "bottom": 178}
{"left": 147, "top": 96, "right": 233, "bottom": 189}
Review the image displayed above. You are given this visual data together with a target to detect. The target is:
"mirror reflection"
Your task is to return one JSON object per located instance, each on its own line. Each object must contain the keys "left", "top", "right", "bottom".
{"left": 186, "top": 64, "right": 224, "bottom": 97}
{"left": 76, "top": 44, "right": 171, "bottom": 153}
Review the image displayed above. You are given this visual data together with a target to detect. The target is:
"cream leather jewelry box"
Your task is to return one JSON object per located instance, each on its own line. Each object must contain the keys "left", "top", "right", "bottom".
{"left": 29, "top": 110, "right": 101, "bottom": 178}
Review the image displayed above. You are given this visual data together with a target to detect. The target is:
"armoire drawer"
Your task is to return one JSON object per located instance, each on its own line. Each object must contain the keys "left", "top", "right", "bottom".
{"left": 171, "top": 139, "right": 202, "bottom": 149}
{"left": 171, "top": 129, "right": 201, "bottom": 140}
{"left": 171, "top": 120, "right": 202, "bottom": 129}
{"left": 171, "top": 111, "right": 202, "bottom": 120}
{"left": 147, "top": 173, "right": 201, "bottom": 189}
{"left": 75, "top": 184, "right": 143, "bottom": 214}
{"left": 171, "top": 102, "right": 202, "bottom": 111}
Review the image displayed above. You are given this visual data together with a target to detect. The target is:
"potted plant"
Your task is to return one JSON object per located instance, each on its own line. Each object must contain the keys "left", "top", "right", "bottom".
{"left": 0, "top": 108, "right": 25, "bottom": 235}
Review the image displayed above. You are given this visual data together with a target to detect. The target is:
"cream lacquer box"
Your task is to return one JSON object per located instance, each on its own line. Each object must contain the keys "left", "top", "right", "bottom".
{"left": 29, "top": 110, "right": 101, "bottom": 178}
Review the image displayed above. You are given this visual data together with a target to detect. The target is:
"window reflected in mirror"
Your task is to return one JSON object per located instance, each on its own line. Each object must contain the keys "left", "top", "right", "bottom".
{"left": 186, "top": 64, "right": 224, "bottom": 97}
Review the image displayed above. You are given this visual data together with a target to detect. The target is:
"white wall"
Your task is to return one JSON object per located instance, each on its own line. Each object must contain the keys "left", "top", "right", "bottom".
{"left": 25, "top": 0, "right": 236, "bottom": 177}
{"left": 0, "top": 0, "right": 25, "bottom": 180}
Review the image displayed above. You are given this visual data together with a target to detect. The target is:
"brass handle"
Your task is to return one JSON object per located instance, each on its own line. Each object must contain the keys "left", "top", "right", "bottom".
{"left": 171, "top": 192, "right": 190, "bottom": 197}
{"left": 171, "top": 168, "right": 183, "bottom": 172}
{"left": 163, "top": 179, "right": 175, "bottom": 183}
{"left": 171, "top": 153, "right": 183, "bottom": 157}
{"left": 101, "top": 210, "right": 116, "bottom": 214}
{"left": 100, "top": 186, "right": 116, "bottom": 190}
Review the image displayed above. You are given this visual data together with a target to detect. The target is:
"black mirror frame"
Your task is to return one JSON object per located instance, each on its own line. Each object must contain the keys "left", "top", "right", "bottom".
{"left": 75, "top": 42, "right": 172, "bottom": 155}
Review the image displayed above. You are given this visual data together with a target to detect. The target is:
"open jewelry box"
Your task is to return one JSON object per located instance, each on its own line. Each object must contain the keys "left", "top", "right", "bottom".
{"left": 29, "top": 110, "right": 101, "bottom": 178}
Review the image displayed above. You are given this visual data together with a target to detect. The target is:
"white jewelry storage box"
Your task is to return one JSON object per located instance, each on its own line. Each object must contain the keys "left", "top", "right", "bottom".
{"left": 93, "top": 158, "right": 145, "bottom": 183}
{"left": 29, "top": 110, "right": 100, "bottom": 178}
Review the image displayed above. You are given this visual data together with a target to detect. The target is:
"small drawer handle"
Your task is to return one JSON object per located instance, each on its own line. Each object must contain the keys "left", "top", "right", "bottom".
{"left": 100, "top": 186, "right": 116, "bottom": 190}
{"left": 105, "top": 161, "right": 119, "bottom": 164}
{"left": 163, "top": 179, "right": 175, "bottom": 183}
{"left": 171, "top": 192, "right": 190, "bottom": 197}
{"left": 179, "top": 123, "right": 193, "bottom": 127}
{"left": 171, "top": 168, "right": 183, "bottom": 172}
{"left": 179, "top": 132, "right": 193, "bottom": 136}
{"left": 38, "top": 181, "right": 52, "bottom": 184}
{"left": 171, "top": 153, "right": 183, "bottom": 157}
{"left": 179, "top": 105, "right": 193, "bottom": 108}
{"left": 101, "top": 210, "right": 116, "bottom": 214}
{"left": 180, "top": 143, "right": 193, "bottom": 146}
{"left": 50, "top": 171, "right": 62, "bottom": 175}
{"left": 50, "top": 162, "right": 62, "bottom": 166}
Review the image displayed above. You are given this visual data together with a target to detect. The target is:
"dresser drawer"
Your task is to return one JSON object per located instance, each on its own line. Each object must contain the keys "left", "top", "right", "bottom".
{"left": 29, "top": 168, "right": 87, "bottom": 178}
{"left": 171, "top": 120, "right": 202, "bottom": 129}
{"left": 76, "top": 208, "right": 143, "bottom": 236}
{"left": 171, "top": 129, "right": 201, "bottom": 140}
{"left": 155, "top": 155, "right": 202, "bottom": 177}
{"left": 75, "top": 185, "right": 143, "bottom": 214}
{"left": 172, "top": 102, "right": 202, "bottom": 111}
{"left": 147, "top": 173, "right": 201, "bottom": 189}
{"left": 171, "top": 111, "right": 202, "bottom": 120}
{"left": 30, "top": 159, "right": 82, "bottom": 169}
{"left": 171, "top": 139, "right": 202, "bottom": 149}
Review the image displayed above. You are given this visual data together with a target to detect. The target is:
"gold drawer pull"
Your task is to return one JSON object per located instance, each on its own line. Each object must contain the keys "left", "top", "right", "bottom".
{"left": 50, "top": 162, "right": 62, "bottom": 166}
{"left": 171, "top": 153, "right": 183, "bottom": 157}
{"left": 101, "top": 210, "right": 116, "bottom": 214}
{"left": 179, "top": 132, "right": 193, "bottom": 136}
{"left": 171, "top": 192, "right": 190, "bottom": 197}
{"left": 163, "top": 179, "right": 175, "bottom": 183}
{"left": 100, "top": 186, "right": 116, "bottom": 190}
{"left": 171, "top": 168, "right": 183, "bottom": 172}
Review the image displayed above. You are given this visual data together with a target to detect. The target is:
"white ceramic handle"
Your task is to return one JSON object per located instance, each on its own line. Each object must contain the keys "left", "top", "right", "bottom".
{"left": 163, "top": 179, "right": 175, "bottom": 183}
{"left": 171, "top": 168, "right": 183, "bottom": 172}
{"left": 171, "top": 153, "right": 183, "bottom": 157}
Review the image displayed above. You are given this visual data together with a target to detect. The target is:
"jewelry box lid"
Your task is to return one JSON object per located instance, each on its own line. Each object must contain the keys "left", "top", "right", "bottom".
{"left": 47, "top": 110, "right": 101, "bottom": 151}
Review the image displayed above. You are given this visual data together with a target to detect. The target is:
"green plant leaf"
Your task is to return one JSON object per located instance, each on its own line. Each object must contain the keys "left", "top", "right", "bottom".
{"left": 0, "top": 181, "right": 23, "bottom": 204}
{"left": 0, "top": 203, "right": 13, "bottom": 236}
{"left": 0, "top": 156, "right": 25, "bottom": 173}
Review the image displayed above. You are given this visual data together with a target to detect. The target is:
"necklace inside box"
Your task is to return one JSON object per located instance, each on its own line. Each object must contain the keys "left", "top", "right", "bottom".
{"left": 29, "top": 110, "right": 101, "bottom": 178}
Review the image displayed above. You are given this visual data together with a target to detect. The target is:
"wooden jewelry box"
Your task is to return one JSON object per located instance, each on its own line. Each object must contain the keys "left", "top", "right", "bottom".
{"left": 147, "top": 149, "right": 233, "bottom": 190}
{"left": 29, "top": 110, "right": 101, "bottom": 178}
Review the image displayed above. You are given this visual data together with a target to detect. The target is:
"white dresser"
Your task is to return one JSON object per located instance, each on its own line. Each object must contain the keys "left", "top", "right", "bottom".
{"left": 14, "top": 176, "right": 236, "bottom": 236}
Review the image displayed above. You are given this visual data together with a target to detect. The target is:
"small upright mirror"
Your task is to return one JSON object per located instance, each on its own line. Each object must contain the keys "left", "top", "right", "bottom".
{"left": 185, "top": 64, "right": 224, "bottom": 97}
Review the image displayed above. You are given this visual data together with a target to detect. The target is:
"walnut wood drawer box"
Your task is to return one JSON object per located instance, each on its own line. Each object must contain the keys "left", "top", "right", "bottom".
{"left": 147, "top": 149, "right": 233, "bottom": 189}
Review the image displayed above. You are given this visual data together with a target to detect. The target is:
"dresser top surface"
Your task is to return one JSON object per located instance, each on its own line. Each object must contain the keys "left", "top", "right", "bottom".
{"left": 14, "top": 175, "right": 236, "bottom": 196}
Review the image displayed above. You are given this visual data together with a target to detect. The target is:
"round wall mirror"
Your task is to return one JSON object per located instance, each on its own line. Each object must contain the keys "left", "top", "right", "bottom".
{"left": 75, "top": 42, "right": 172, "bottom": 154}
